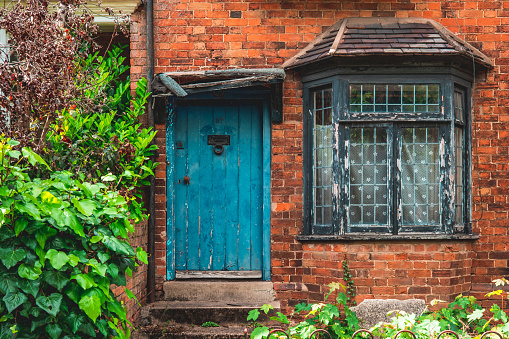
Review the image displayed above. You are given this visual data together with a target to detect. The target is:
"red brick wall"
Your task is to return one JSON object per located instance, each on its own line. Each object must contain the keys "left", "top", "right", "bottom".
{"left": 130, "top": 0, "right": 509, "bottom": 312}
{"left": 111, "top": 219, "right": 148, "bottom": 323}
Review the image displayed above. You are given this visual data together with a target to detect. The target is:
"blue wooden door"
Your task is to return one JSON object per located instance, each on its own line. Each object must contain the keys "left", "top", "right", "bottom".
{"left": 174, "top": 102, "right": 263, "bottom": 273}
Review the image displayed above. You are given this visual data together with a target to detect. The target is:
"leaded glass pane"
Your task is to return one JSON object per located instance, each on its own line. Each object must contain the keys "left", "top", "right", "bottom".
{"left": 455, "top": 127, "right": 464, "bottom": 225}
{"left": 349, "top": 127, "right": 389, "bottom": 226}
{"left": 401, "top": 127, "right": 440, "bottom": 227}
{"left": 349, "top": 84, "right": 440, "bottom": 113}
{"left": 454, "top": 90, "right": 464, "bottom": 123}
{"left": 313, "top": 87, "right": 333, "bottom": 225}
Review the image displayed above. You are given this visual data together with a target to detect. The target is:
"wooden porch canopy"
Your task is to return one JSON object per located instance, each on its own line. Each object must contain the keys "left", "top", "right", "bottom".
{"left": 151, "top": 68, "right": 286, "bottom": 123}
{"left": 151, "top": 68, "right": 286, "bottom": 97}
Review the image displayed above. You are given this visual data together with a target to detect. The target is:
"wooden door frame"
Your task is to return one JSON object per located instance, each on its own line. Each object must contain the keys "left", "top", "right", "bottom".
{"left": 165, "top": 89, "right": 272, "bottom": 281}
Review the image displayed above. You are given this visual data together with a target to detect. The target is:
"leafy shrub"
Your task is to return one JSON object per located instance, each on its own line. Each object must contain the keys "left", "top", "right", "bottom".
{"left": 46, "top": 45, "right": 156, "bottom": 189}
{"left": 0, "top": 139, "right": 148, "bottom": 338}
{"left": 249, "top": 279, "right": 509, "bottom": 339}
{"left": 371, "top": 279, "right": 509, "bottom": 339}
{"left": 248, "top": 283, "right": 359, "bottom": 339}
{"left": 0, "top": 46, "right": 156, "bottom": 338}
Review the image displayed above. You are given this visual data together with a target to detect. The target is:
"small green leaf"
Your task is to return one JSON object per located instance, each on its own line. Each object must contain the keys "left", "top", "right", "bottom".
{"left": 45, "top": 323, "right": 62, "bottom": 339}
{"left": 247, "top": 309, "right": 260, "bottom": 322}
{"left": 43, "top": 270, "right": 70, "bottom": 291}
{"left": 35, "top": 227, "right": 57, "bottom": 249}
{"left": 107, "top": 300, "right": 127, "bottom": 321}
{"left": 467, "top": 308, "right": 485, "bottom": 322}
{"left": 18, "top": 278, "right": 40, "bottom": 298}
{"left": 17, "top": 202, "right": 41, "bottom": 219}
{"left": 260, "top": 304, "right": 274, "bottom": 314}
{"left": 46, "top": 250, "right": 69, "bottom": 270}
{"left": 18, "top": 262, "right": 42, "bottom": 280}
{"left": 72, "top": 273, "right": 96, "bottom": 290}
{"left": 3, "top": 292, "right": 27, "bottom": 313}
{"left": 72, "top": 198, "right": 97, "bottom": 216}
{"left": 65, "top": 312, "right": 86, "bottom": 334}
{"left": 101, "top": 174, "right": 117, "bottom": 182}
{"left": 41, "top": 191, "right": 60, "bottom": 205}
{"left": 136, "top": 247, "right": 148, "bottom": 264}
{"left": 79, "top": 295, "right": 102, "bottom": 322}
{"left": 90, "top": 235, "right": 103, "bottom": 243}
{"left": 68, "top": 254, "right": 79, "bottom": 267}
{"left": 22, "top": 148, "right": 50, "bottom": 169}
{"left": 251, "top": 326, "right": 269, "bottom": 339}
{"left": 14, "top": 219, "right": 28, "bottom": 236}
{"left": 36, "top": 293, "right": 62, "bottom": 317}
{"left": 0, "top": 247, "right": 26, "bottom": 269}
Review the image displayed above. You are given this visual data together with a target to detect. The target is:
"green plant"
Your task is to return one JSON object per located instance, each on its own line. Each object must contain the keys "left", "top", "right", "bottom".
{"left": 201, "top": 321, "right": 220, "bottom": 328}
{"left": 0, "top": 138, "right": 148, "bottom": 338}
{"left": 247, "top": 283, "right": 359, "bottom": 339}
{"left": 371, "top": 278, "right": 509, "bottom": 339}
{"left": 46, "top": 46, "right": 156, "bottom": 187}
{"left": 342, "top": 258, "right": 356, "bottom": 307}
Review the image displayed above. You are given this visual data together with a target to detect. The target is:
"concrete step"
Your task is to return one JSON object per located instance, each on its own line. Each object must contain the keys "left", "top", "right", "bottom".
{"left": 163, "top": 281, "right": 276, "bottom": 303}
{"left": 132, "top": 325, "right": 251, "bottom": 339}
{"left": 135, "top": 281, "right": 279, "bottom": 338}
{"left": 139, "top": 300, "right": 280, "bottom": 326}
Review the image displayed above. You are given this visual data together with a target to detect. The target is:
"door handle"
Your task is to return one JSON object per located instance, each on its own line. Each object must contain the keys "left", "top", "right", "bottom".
{"left": 183, "top": 175, "right": 190, "bottom": 185}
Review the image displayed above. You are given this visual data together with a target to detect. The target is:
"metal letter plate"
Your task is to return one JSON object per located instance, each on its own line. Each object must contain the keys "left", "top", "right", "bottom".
{"left": 207, "top": 135, "right": 230, "bottom": 146}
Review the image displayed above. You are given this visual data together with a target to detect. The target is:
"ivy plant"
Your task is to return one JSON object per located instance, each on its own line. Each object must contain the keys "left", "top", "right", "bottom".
{"left": 0, "top": 138, "right": 148, "bottom": 338}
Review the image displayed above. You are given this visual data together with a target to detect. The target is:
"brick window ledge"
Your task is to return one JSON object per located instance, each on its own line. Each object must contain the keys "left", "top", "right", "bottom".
{"left": 297, "top": 234, "right": 479, "bottom": 242}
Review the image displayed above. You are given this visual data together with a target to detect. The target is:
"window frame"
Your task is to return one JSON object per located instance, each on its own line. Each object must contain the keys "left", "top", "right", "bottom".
{"left": 302, "top": 72, "right": 472, "bottom": 237}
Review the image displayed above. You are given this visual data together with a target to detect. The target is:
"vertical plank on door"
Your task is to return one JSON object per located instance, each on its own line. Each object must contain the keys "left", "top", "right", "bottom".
{"left": 175, "top": 105, "right": 188, "bottom": 270}
{"left": 198, "top": 105, "right": 213, "bottom": 270}
{"left": 238, "top": 104, "right": 252, "bottom": 270}
{"left": 225, "top": 105, "right": 240, "bottom": 271}
{"left": 250, "top": 104, "right": 263, "bottom": 270}
{"left": 212, "top": 105, "right": 227, "bottom": 270}
{"left": 186, "top": 105, "right": 201, "bottom": 270}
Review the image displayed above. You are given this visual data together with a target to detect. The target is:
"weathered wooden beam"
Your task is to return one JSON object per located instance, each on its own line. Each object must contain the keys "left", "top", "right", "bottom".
{"left": 164, "top": 68, "right": 286, "bottom": 80}
{"left": 158, "top": 73, "right": 188, "bottom": 97}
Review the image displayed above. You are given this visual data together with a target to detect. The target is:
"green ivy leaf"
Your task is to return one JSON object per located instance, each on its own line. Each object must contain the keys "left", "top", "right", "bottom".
{"left": 18, "top": 278, "right": 40, "bottom": 298}
{"left": 18, "top": 262, "right": 42, "bottom": 280}
{"left": 17, "top": 202, "right": 41, "bottom": 220}
{"left": 0, "top": 247, "right": 26, "bottom": 269}
{"left": 35, "top": 227, "right": 57, "bottom": 249}
{"left": 68, "top": 254, "right": 79, "bottom": 267}
{"left": 79, "top": 295, "right": 102, "bottom": 322}
{"left": 46, "top": 249, "right": 69, "bottom": 270}
{"left": 136, "top": 247, "right": 148, "bottom": 265}
{"left": 51, "top": 209, "right": 84, "bottom": 237}
{"left": 43, "top": 270, "right": 70, "bottom": 291}
{"left": 65, "top": 312, "right": 86, "bottom": 334}
{"left": 72, "top": 273, "right": 96, "bottom": 290}
{"left": 64, "top": 283, "right": 82, "bottom": 304}
{"left": 72, "top": 198, "right": 97, "bottom": 216}
{"left": 36, "top": 293, "right": 62, "bottom": 317}
{"left": 41, "top": 191, "right": 60, "bottom": 205}
{"left": 14, "top": 218, "right": 28, "bottom": 236}
{"left": 45, "top": 323, "right": 62, "bottom": 339}
{"left": 87, "top": 259, "right": 107, "bottom": 277}
{"left": 106, "top": 300, "right": 126, "bottom": 321}
{"left": 2, "top": 292, "right": 27, "bottom": 313}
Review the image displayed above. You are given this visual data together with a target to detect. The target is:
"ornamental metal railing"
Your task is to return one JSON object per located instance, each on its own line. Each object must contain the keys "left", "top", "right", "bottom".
{"left": 242, "top": 328, "right": 505, "bottom": 339}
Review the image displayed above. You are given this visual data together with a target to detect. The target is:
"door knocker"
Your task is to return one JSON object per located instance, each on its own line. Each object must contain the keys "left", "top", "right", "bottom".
{"left": 213, "top": 144, "right": 224, "bottom": 155}
{"left": 207, "top": 135, "right": 230, "bottom": 156}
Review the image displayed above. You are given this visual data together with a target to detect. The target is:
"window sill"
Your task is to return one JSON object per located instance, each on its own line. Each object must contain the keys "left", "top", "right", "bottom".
{"left": 297, "top": 233, "right": 479, "bottom": 242}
